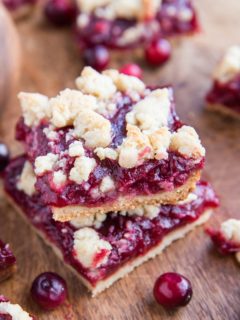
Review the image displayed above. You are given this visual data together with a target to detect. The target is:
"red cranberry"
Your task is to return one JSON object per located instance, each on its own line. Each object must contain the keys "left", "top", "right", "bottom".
{"left": 44, "top": 0, "right": 78, "bottom": 27}
{"left": 119, "top": 63, "right": 143, "bottom": 79}
{"left": 153, "top": 272, "right": 192, "bottom": 309}
{"left": 145, "top": 38, "right": 171, "bottom": 66}
{"left": 83, "top": 46, "right": 110, "bottom": 71}
{"left": 31, "top": 272, "right": 68, "bottom": 310}
{"left": 0, "top": 143, "right": 9, "bottom": 172}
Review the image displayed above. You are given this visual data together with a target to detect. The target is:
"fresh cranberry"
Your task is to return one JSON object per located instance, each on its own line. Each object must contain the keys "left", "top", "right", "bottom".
{"left": 0, "top": 143, "right": 10, "bottom": 172}
{"left": 153, "top": 272, "right": 192, "bottom": 309}
{"left": 31, "top": 272, "right": 68, "bottom": 310}
{"left": 83, "top": 46, "right": 110, "bottom": 71}
{"left": 145, "top": 38, "right": 171, "bottom": 66}
{"left": 44, "top": 0, "right": 78, "bottom": 27}
{"left": 119, "top": 63, "right": 143, "bottom": 79}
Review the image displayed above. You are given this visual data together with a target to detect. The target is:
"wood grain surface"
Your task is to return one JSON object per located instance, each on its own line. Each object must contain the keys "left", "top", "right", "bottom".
{"left": 0, "top": 1, "right": 240, "bottom": 319}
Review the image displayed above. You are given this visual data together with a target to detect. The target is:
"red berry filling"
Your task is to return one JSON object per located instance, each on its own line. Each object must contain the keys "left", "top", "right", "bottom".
{"left": 4, "top": 156, "right": 219, "bottom": 286}
{"left": 206, "top": 75, "right": 240, "bottom": 114}
{"left": 44, "top": 0, "right": 78, "bottom": 27}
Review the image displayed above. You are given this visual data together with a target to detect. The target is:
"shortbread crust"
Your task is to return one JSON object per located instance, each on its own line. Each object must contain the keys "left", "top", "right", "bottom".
{"left": 52, "top": 170, "right": 200, "bottom": 222}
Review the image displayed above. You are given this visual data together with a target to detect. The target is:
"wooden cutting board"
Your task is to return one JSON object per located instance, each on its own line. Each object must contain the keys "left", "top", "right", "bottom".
{"left": 0, "top": 1, "right": 240, "bottom": 319}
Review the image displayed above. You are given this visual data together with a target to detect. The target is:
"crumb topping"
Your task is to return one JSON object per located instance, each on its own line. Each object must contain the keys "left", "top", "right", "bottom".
{"left": 170, "top": 125, "right": 205, "bottom": 159}
{"left": 73, "top": 227, "right": 112, "bottom": 268}
{"left": 53, "top": 170, "right": 67, "bottom": 188}
{"left": 0, "top": 301, "right": 33, "bottom": 320}
{"left": 214, "top": 46, "right": 240, "bottom": 83}
{"left": 77, "top": 0, "right": 162, "bottom": 20}
{"left": 177, "top": 192, "right": 197, "bottom": 205}
{"left": 75, "top": 67, "right": 117, "bottom": 99}
{"left": 17, "top": 161, "right": 36, "bottom": 196}
{"left": 34, "top": 153, "right": 58, "bottom": 176}
{"left": 74, "top": 109, "right": 112, "bottom": 148}
{"left": 148, "top": 127, "right": 171, "bottom": 160}
{"left": 220, "top": 219, "right": 240, "bottom": 244}
{"left": 18, "top": 92, "right": 50, "bottom": 127}
{"left": 68, "top": 141, "right": 85, "bottom": 157}
{"left": 69, "top": 156, "right": 96, "bottom": 184}
{"left": 100, "top": 176, "right": 115, "bottom": 193}
{"left": 94, "top": 147, "right": 118, "bottom": 160}
{"left": 103, "top": 69, "right": 145, "bottom": 94}
{"left": 120, "top": 204, "right": 159, "bottom": 220}
{"left": 126, "top": 89, "right": 171, "bottom": 132}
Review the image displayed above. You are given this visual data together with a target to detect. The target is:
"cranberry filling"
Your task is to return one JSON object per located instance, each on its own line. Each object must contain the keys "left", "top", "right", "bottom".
{"left": 75, "top": 0, "right": 199, "bottom": 51}
{"left": 4, "top": 156, "right": 219, "bottom": 286}
{"left": 2, "top": 0, "right": 36, "bottom": 11}
{"left": 206, "top": 228, "right": 240, "bottom": 255}
{"left": 16, "top": 90, "right": 204, "bottom": 208}
{"left": 0, "top": 240, "right": 16, "bottom": 272}
{"left": 206, "top": 76, "right": 240, "bottom": 114}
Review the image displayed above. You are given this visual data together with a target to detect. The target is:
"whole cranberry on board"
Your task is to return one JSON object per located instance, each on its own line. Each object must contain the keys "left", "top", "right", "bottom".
{"left": 153, "top": 272, "right": 193, "bottom": 309}
{"left": 145, "top": 38, "right": 171, "bottom": 66}
{"left": 44, "top": 0, "right": 78, "bottom": 27}
{"left": 83, "top": 45, "right": 110, "bottom": 71}
{"left": 31, "top": 272, "right": 68, "bottom": 310}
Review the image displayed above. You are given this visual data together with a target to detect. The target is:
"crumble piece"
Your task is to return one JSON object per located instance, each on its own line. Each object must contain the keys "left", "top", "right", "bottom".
{"left": 0, "top": 300, "right": 33, "bottom": 320}
{"left": 53, "top": 171, "right": 67, "bottom": 188}
{"left": 17, "top": 161, "right": 36, "bottom": 196}
{"left": 70, "top": 213, "right": 107, "bottom": 229}
{"left": 69, "top": 156, "right": 96, "bottom": 184}
{"left": 34, "top": 153, "right": 58, "bottom": 176}
{"left": 100, "top": 176, "right": 115, "bottom": 193}
{"left": 73, "top": 228, "right": 112, "bottom": 268}
{"left": 170, "top": 125, "right": 205, "bottom": 159}
{"left": 18, "top": 92, "right": 49, "bottom": 127}
{"left": 74, "top": 109, "right": 112, "bottom": 148}
{"left": 68, "top": 141, "right": 85, "bottom": 157}
{"left": 94, "top": 147, "right": 118, "bottom": 160}
{"left": 220, "top": 219, "right": 240, "bottom": 244}
{"left": 75, "top": 67, "right": 116, "bottom": 99}
{"left": 148, "top": 127, "right": 171, "bottom": 160}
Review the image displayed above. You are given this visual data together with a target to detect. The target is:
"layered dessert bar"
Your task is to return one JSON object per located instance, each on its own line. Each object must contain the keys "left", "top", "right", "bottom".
{"left": 0, "top": 295, "right": 35, "bottom": 319}
{"left": 2, "top": 0, "right": 37, "bottom": 19}
{"left": 75, "top": 0, "right": 199, "bottom": 66}
{"left": 0, "top": 240, "right": 16, "bottom": 282}
{"left": 206, "top": 46, "right": 240, "bottom": 119}
{"left": 16, "top": 67, "right": 205, "bottom": 221}
{"left": 4, "top": 155, "right": 219, "bottom": 296}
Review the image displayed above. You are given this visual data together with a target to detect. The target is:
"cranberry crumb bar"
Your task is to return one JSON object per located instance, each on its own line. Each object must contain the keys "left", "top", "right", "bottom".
{"left": 75, "top": 0, "right": 199, "bottom": 67}
{"left": 0, "top": 240, "right": 16, "bottom": 283}
{"left": 16, "top": 67, "right": 205, "bottom": 221}
{"left": 206, "top": 46, "right": 240, "bottom": 119}
{"left": 4, "top": 156, "right": 219, "bottom": 296}
{"left": 0, "top": 295, "right": 35, "bottom": 319}
{"left": 2, "top": 0, "right": 37, "bottom": 20}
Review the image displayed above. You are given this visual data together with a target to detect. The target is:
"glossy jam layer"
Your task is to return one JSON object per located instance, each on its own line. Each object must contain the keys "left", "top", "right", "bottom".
{"left": 16, "top": 91, "right": 204, "bottom": 207}
{"left": 75, "top": 0, "right": 199, "bottom": 50}
{"left": 206, "top": 228, "right": 240, "bottom": 255}
{"left": 3, "top": 0, "right": 36, "bottom": 11}
{"left": 4, "top": 156, "right": 219, "bottom": 286}
{"left": 0, "top": 240, "right": 16, "bottom": 272}
{"left": 206, "top": 76, "right": 240, "bottom": 114}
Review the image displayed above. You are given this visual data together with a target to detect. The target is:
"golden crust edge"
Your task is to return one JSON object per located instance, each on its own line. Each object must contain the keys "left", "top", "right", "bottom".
{"left": 52, "top": 170, "right": 201, "bottom": 222}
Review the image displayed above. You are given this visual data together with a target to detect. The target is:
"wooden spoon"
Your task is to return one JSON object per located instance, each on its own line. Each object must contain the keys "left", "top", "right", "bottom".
{"left": 0, "top": 4, "right": 21, "bottom": 109}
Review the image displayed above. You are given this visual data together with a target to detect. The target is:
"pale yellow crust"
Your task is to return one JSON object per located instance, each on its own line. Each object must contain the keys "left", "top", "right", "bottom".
{"left": 5, "top": 192, "right": 212, "bottom": 296}
{"left": 206, "top": 102, "right": 240, "bottom": 120}
{"left": 52, "top": 170, "right": 201, "bottom": 222}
